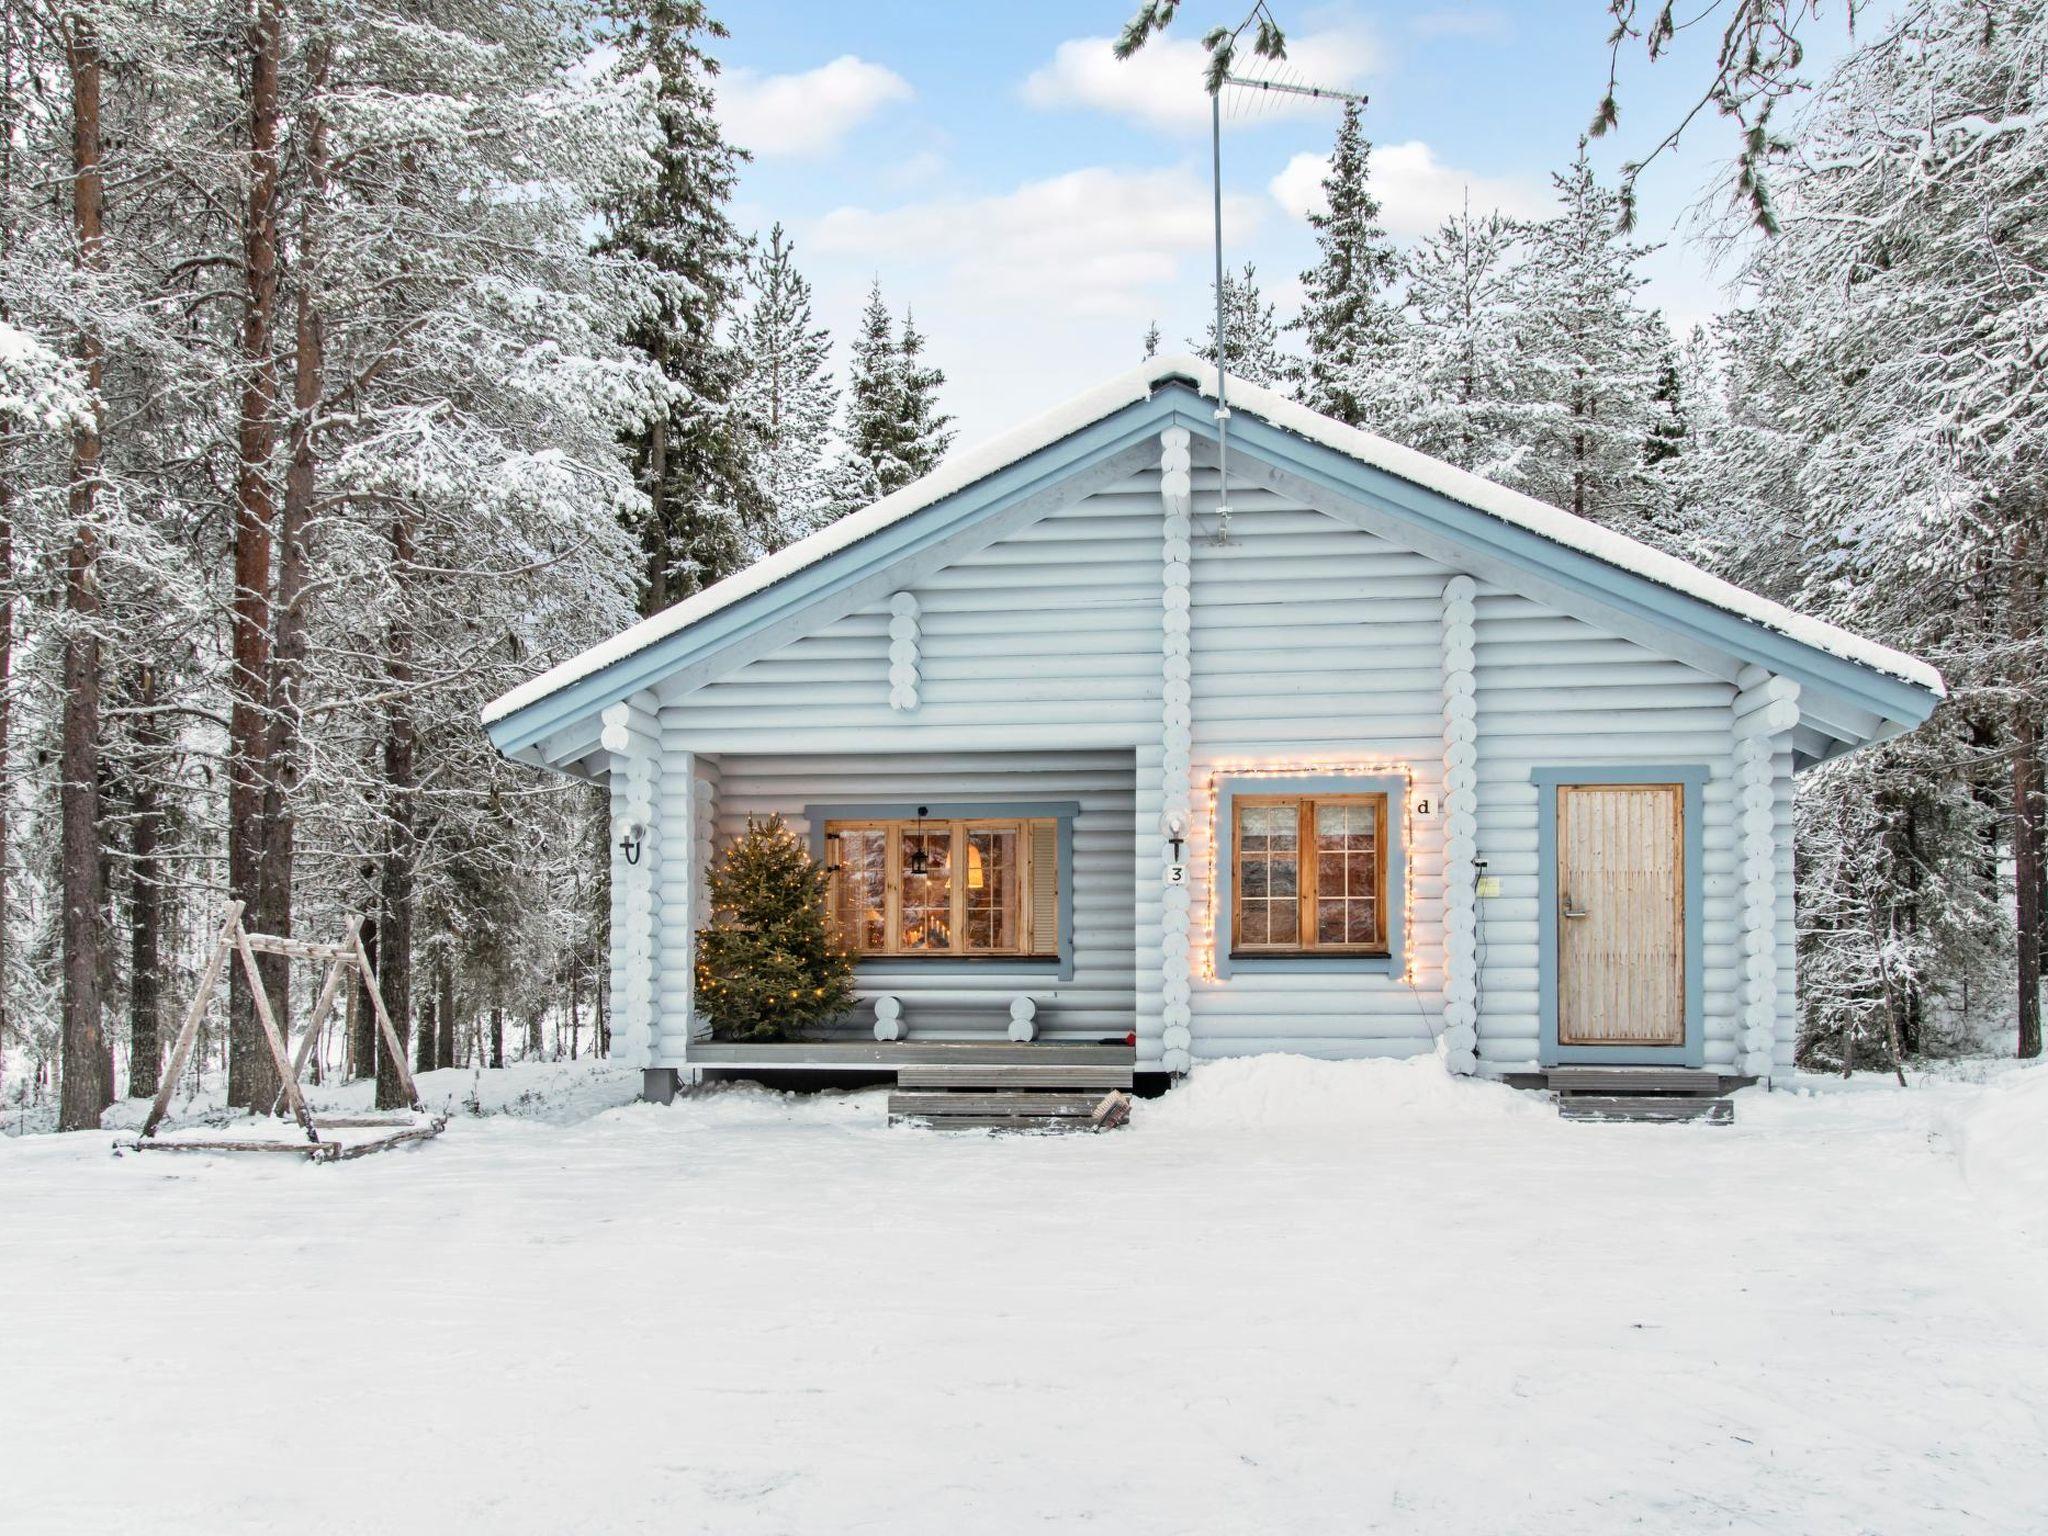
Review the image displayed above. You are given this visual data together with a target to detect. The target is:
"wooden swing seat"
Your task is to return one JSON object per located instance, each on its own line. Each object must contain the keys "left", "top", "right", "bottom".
{"left": 129, "top": 1121, "right": 445, "bottom": 1161}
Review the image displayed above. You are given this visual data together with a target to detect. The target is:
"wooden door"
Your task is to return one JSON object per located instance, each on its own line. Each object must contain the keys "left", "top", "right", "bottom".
{"left": 1556, "top": 783, "right": 1684, "bottom": 1047}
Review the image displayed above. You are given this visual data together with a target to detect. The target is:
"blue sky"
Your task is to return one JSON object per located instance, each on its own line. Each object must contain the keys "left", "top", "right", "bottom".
{"left": 710, "top": 1, "right": 1852, "bottom": 446}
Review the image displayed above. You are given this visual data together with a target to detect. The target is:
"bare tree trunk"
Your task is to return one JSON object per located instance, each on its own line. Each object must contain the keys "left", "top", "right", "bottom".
{"left": 489, "top": 1005, "right": 503, "bottom": 1069}
{"left": 375, "top": 512, "right": 416, "bottom": 1111}
{"left": 0, "top": 430, "right": 11, "bottom": 1093}
{"left": 2015, "top": 536, "right": 2044, "bottom": 1061}
{"left": 228, "top": 0, "right": 286, "bottom": 1109}
{"left": 350, "top": 910, "right": 377, "bottom": 1080}
{"left": 127, "top": 664, "right": 165, "bottom": 1097}
{"left": 2015, "top": 709, "right": 2043, "bottom": 1060}
{"left": 437, "top": 961, "right": 454, "bottom": 1068}
{"left": 415, "top": 991, "right": 436, "bottom": 1074}
{"left": 0, "top": 0, "right": 18, "bottom": 1101}
{"left": 57, "top": 7, "right": 111, "bottom": 1131}
{"left": 246, "top": 35, "right": 327, "bottom": 1109}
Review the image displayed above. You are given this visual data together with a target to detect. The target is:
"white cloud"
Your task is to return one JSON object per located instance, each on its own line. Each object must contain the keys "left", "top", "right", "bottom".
{"left": 811, "top": 166, "right": 1264, "bottom": 317}
{"left": 1270, "top": 140, "right": 1547, "bottom": 238}
{"left": 1022, "top": 28, "right": 1377, "bottom": 133}
{"left": 800, "top": 166, "right": 1277, "bottom": 447}
{"left": 717, "top": 55, "right": 912, "bottom": 158}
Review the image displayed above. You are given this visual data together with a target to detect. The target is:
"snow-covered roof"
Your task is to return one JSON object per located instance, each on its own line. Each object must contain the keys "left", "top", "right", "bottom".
{"left": 482, "top": 355, "right": 1941, "bottom": 731}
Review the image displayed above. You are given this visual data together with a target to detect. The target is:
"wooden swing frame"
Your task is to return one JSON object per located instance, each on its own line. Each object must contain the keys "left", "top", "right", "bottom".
{"left": 129, "top": 901, "right": 445, "bottom": 1161}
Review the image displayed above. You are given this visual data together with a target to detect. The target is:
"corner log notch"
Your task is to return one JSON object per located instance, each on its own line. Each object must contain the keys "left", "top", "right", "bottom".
{"left": 1731, "top": 667, "right": 1799, "bottom": 1082}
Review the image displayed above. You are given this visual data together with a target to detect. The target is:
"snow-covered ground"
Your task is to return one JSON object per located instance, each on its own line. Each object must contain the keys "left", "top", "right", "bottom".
{"left": 3, "top": 1055, "right": 2045, "bottom": 1535}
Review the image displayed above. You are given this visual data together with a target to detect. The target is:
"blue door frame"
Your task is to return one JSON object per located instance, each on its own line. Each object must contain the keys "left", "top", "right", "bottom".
{"left": 1533, "top": 765, "right": 1708, "bottom": 1068}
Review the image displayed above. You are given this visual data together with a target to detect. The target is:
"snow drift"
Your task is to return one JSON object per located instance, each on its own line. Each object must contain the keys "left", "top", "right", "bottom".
{"left": 1136, "top": 1051, "right": 1543, "bottom": 1132}
{"left": 1953, "top": 1064, "right": 2048, "bottom": 1239}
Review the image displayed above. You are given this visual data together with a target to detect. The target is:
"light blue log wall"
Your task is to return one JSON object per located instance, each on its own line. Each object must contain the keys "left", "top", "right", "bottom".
{"left": 641, "top": 451, "right": 1799, "bottom": 1074}
{"left": 1182, "top": 471, "right": 1451, "bottom": 1061}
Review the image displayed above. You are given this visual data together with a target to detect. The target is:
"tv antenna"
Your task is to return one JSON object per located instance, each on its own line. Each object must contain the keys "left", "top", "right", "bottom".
{"left": 1204, "top": 2, "right": 1366, "bottom": 543}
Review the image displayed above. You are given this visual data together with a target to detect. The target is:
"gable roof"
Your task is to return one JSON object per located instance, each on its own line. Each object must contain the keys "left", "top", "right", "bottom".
{"left": 483, "top": 355, "right": 1941, "bottom": 765}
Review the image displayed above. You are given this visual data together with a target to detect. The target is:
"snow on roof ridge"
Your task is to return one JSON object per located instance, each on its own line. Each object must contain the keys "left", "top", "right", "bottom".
{"left": 1194, "top": 359, "right": 1944, "bottom": 697}
{"left": 482, "top": 354, "right": 1940, "bottom": 729}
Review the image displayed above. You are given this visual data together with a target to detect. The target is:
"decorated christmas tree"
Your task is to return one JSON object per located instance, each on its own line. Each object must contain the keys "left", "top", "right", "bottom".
{"left": 696, "top": 815, "right": 855, "bottom": 1040}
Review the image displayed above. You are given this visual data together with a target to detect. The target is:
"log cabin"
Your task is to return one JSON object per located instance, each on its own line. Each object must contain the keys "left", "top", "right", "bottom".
{"left": 481, "top": 357, "right": 1941, "bottom": 1107}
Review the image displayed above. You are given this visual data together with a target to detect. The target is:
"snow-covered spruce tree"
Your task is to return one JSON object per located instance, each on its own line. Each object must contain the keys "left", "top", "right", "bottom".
{"left": 0, "top": 0, "right": 243, "bottom": 1113}
{"left": 895, "top": 309, "right": 953, "bottom": 480}
{"left": 1290, "top": 101, "right": 1408, "bottom": 430}
{"left": 1663, "top": 306, "right": 1809, "bottom": 589}
{"left": 1796, "top": 722, "right": 2012, "bottom": 1069}
{"left": 832, "top": 281, "right": 954, "bottom": 512}
{"left": 1641, "top": 323, "right": 1734, "bottom": 563}
{"left": 1508, "top": 145, "right": 1668, "bottom": 531}
{"left": 0, "top": 322, "right": 89, "bottom": 1101}
{"left": 598, "top": 0, "right": 761, "bottom": 612}
{"left": 1397, "top": 203, "right": 1526, "bottom": 479}
{"left": 297, "top": 0, "right": 655, "bottom": 1097}
{"left": 695, "top": 815, "right": 853, "bottom": 1041}
{"left": 1142, "top": 320, "right": 1161, "bottom": 359}
{"left": 1191, "top": 262, "right": 1283, "bottom": 388}
{"left": 0, "top": 0, "right": 669, "bottom": 1119}
{"left": 833, "top": 281, "right": 904, "bottom": 510}
{"left": 1732, "top": 0, "right": 2048, "bottom": 1057}
{"left": 733, "top": 223, "right": 837, "bottom": 553}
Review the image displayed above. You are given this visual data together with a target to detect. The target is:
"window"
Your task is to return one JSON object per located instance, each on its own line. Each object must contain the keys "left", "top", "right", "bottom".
{"left": 1231, "top": 794, "right": 1388, "bottom": 956}
{"left": 824, "top": 817, "right": 1058, "bottom": 959}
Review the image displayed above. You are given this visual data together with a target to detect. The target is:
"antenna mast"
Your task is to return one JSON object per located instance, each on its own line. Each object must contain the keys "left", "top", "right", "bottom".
{"left": 1205, "top": 6, "right": 1365, "bottom": 543}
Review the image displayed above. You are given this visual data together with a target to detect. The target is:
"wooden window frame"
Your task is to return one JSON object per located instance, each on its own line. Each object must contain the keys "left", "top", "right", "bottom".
{"left": 1229, "top": 793, "right": 1390, "bottom": 959}
{"left": 824, "top": 817, "right": 1053, "bottom": 960}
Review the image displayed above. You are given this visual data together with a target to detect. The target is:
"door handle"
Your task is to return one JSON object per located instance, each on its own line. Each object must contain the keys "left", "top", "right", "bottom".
{"left": 1562, "top": 897, "right": 1589, "bottom": 920}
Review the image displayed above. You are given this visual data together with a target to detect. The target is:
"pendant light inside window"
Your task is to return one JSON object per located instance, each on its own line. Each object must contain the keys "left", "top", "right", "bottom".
{"left": 908, "top": 805, "right": 930, "bottom": 877}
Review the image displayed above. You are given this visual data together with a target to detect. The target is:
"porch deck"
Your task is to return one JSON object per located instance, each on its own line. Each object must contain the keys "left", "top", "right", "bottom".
{"left": 686, "top": 1039, "right": 1135, "bottom": 1073}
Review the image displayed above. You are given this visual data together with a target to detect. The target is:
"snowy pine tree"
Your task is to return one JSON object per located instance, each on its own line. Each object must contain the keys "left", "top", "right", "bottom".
{"left": 835, "top": 282, "right": 907, "bottom": 510}
{"left": 1508, "top": 146, "right": 1668, "bottom": 529}
{"left": 1724, "top": 0, "right": 2048, "bottom": 1059}
{"left": 895, "top": 309, "right": 953, "bottom": 480}
{"left": 598, "top": 0, "right": 762, "bottom": 611}
{"left": 1797, "top": 723, "right": 2011, "bottom": 1069}
{"left": 1291, "top": 102, "right": 1408, "bottom": 429}
{"left": 1192, "top": 263, "right": 1283, "bottom": 388}
{"left": 832, "top": 281, "right": 953, "bottom": 511}
{"left": 1397, "top": 203, "right": 1526, "bottom": 478}
{"left": 734, "top": 223, "right": 838, "bottom": 552}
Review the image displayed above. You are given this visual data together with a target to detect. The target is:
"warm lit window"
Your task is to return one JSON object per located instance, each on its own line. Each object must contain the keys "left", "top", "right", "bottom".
{"left": 824, "top": 818, "right": 1058, "bottom": 959}
{"left": 1231, "top": 794, "right": 1388, "bottom": 955}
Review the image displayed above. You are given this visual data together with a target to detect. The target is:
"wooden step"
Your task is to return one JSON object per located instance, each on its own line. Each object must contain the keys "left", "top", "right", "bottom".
{"left": 898, "top": 1114, "right": 1098, "bottom": 1133}
{"left": 1546, "top": 1066, "right": 1727, "bottom": 1095}
{"left": 897, "top": 1064, "right": 1133, "bottom": 1091}
{"left": 1558, "top": 1095, "right": 1733, "bottom": 1124}
{"left": 889, "top": 1090, "right": 1105, "bottom": 1119}
{"left": 888, "top": 1087, "right": 1130, "bottom": 1132}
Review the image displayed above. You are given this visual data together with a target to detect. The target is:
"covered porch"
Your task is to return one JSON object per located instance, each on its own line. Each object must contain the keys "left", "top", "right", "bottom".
{"left": 590, "top": 740, "right": 1149, "bottom": 1095}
